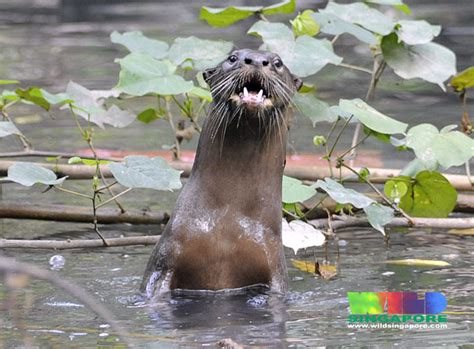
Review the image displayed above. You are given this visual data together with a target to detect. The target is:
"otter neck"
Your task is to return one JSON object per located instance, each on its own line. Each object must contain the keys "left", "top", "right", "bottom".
{"left": 190, "top": 109, "right": 288, "bottom": 217}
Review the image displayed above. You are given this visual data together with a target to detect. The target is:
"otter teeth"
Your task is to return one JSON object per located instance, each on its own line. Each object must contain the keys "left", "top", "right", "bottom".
{"left": 239, "top": 87, "right": 266, "bottom": 105}
{"left": 243, "top": 87, "right": 249, "bottom": 97}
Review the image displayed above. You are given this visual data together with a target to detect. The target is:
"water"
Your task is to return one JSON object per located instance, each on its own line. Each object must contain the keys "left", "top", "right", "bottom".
{"left": 0, "top": 0, "right": 473, "bottom": 347}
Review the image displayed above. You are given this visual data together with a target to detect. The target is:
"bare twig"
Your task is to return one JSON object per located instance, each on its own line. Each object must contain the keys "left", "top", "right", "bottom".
{"left": 95, "top": 188, "right": 132, "bottom": 209}
{"left": 0, "top": 150, "right": 121, "bottom": 162}
{"left": 1, "top": 108, "right": 32, "bottom": 150}
{"left": 338, "top": 63, "right": 372, "bottom": 75}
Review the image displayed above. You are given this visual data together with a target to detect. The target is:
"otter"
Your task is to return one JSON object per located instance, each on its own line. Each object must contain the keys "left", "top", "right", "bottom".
{"left": 141, "top": 49, "right": 302, "bottom": 298}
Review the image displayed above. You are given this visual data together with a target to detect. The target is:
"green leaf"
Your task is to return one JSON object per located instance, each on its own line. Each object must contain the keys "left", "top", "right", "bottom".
{"left": 137, "top": 108, "right": 162, "bottom": 124}
{"left": 66, "top": 81, "right": 135, "bottom": 129}
{"left": 0, "top": 121, "right": 21, "bottom": 138}
{"left": 188, "top": 86, "right": 212, "bottom": 102}
{"left": 384, "top": 179, "right": 408, "bottom": 202}
{"left": 450, "top": 66, "right": 474, "bottom": 92}
{"left": 381, "top": 33, "right": 457, "bottom": 90}
{"left": 293, "top": 93, "right": 337, "bottom": 126}
{"left": 366, "top": 0, "right": 411, "bottom": 13}
{"left": 200, "top": 5, "right": 263, "bottom": 28}
{"left": 168, "top": 37, "right": 233, "bottom": 70}
{"left": 393, "top": 171, "right": 457, "bottom": 218}
{"left": 282, "top": 175, "right": 317, "bottom": 204}
{"left": 396, "top": 20, "right": 441, "bottom": 45}
{"left": 114, "top": 53, "right": 193, "bottom": 96}
{"left": 4, "top": 163, "right": 67, "bottom": 186}
{"left": 339, "top": 98, "right": 408, "bottom": 135}
{"left": 67, "top": 156, "right": 82, "bottom": 164}
{"left": 312, "top": 12, "right": 377, "bottom": 45}
{"left": 320, "top": 2, "right": 394, "bottom": 35}
{"left": 314, "top": 178, "right": 374, "bottom": 208}
{"left": 0, "top": 79, "right": 20, "bottom": 85}
{"left": 262, "top": 0, "right": 296, "bottom": 16}
{"left": 248, "top": 21, "right": 342, "bottom": 77}
{"left": 199, "top": 0, "right": 295, "bottom": 28}
{"left": 15, "top": 87, "right": 71, "bottom": 111}
{"left": 110, "top": 31, "right": 169, "bottom": 59}
{"left": 291, "top": 10, "right": 320, "bottom": 37}
{"left": 363, "top": 203, "right": 394, "bottom": 235}
{"left": 405, "top": 123, "right": 474, "bottom": 169}
{"left": 108, "top": 156, "right": 182, "bottom": 191}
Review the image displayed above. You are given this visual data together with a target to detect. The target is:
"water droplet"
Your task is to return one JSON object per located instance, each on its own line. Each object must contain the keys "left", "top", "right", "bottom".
{"left": 49, "top": 255, "right": 65, "bottom": 270}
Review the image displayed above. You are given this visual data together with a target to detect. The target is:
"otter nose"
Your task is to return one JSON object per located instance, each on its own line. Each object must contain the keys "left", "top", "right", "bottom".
{"left": 243, "top": 54, "right": 269, "bottom": 67}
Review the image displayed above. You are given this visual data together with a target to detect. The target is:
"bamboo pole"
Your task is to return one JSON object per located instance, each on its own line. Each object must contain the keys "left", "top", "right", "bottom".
{"left": 0, "top": 160, "right": 471, "bottom": 191}
{"left": 0, "top": 203, "right": 169, "bottom": 225}
{"left": 0, "top": 236, "right": 159, "bottom": 249}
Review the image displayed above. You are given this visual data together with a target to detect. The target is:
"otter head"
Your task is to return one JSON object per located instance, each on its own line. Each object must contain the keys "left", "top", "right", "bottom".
{"left": 203, "top": 49, "right": 302, "bottom": 115}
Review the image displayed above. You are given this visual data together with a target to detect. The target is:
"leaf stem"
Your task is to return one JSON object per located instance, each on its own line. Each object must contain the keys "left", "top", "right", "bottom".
{"left": 1, "top": 107, "right": 32, "bottom": 150}
{"left": 338, "top": 63, "right": 372, "bottom": 74}
{"left": 339, "top": 162, "right": 413, "bottom": 223}
{"left": 53, "top": 186, "right": 93, "bottom": 200}
{"left": 164, "top": 97, "right": 181, "bottom": 160}
{"left": 95, "top": 188, "right": 132, "bottom": 209}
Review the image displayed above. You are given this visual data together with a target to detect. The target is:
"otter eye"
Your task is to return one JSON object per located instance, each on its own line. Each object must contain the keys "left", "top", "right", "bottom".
{"left": 274, "top": 59, "right": 283, "bottom": 68}
{"left": 228, "top": 55, "right": 238, "bottom": 63}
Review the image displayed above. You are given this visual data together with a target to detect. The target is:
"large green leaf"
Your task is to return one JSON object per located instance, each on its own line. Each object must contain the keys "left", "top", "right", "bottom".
{"left": 312, "top": 12, "right": 377, "bottom": 45}
{"left": 396, "top": 20, "right": 441, "bottom": 45}
{"left": 450, "top": 66, "right": 474, "bottom": 92}
{"left": 339, "top": 98, "right": 408, "bottom": 135}
{"left": 314, "top": 178, "right": 374, "bottom": 209}
{"left": 381, "top": 33, "right": 457, "bottom": 89}
{"left": 66, "top": 81, "right": 135, "bottom": 128}
{"left": 248, "top": 21, "right": 342, "bottom": 77}
{"left": 109, "top": 156, "right": 182, "bottom": 191}
{"left": 320, "top": 2, "right": 394, "bottom": 35}
{"left": 0, "top": 121, "right": 20, "bottom": 137}
{"left": 168, "top": 37, "right": 233, "bottom": 70}
{"left": 405, "top": 123, "right": 474, "bottom": 169}
{"left": 363, "top": 203, "right": 394, "bottom": 235}
{"left": 199, "top": 0, "right": 295, "bottom": 28}
{"left": 282, "top": 175, "right": 317, "bottom": 203}
{"left": 291, "top": 10, "right": 320, "bottom": 37}
{"left": 110, "top": 31, "right": 169, "bottom": 59}
{"left": 3, "top": 163, "right": 67, "bottom": 186}
{"left": 115, "top": 53, "right": 193, "bottom": 96}
{"left": 293, "top": 93, "right": 337, "bottom": 126}
{"left": 386, "top": 172, "right": 457, "bottom": 218}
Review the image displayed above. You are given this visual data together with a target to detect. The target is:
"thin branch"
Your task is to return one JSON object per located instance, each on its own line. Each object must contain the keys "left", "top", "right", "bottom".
{"left": 349, "top": 55, "right": 386, "bottom": 167}
{"left": 164, "top": 98, "right": 181, "bottom": 160}
{"left": 331, "top": 35, "right": 340, "bottom": 45}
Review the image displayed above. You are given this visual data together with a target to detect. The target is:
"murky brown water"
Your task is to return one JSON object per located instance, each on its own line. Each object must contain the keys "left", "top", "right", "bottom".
{"left": 1, "top": 0, "right": 473, "bottom": 347}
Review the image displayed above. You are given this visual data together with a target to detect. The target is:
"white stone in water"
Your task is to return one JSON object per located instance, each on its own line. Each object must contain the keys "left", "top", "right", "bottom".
{"left": 49, "top": 255, "right": 65, "bottom": 270}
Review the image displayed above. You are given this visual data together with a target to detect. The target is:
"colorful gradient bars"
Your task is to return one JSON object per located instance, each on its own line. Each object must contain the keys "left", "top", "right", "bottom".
{"left": 347, "top": 292, "right": 447, "bottom": 314}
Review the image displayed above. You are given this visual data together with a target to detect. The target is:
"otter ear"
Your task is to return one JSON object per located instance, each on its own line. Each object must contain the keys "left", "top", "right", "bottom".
{"left": 293, "top": 76, "right": 303, "bottom": 91}
{"left": 203, "top": 67, "right": 217, "bottom": 85}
